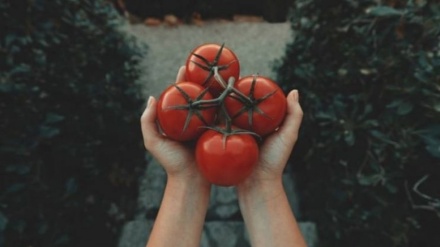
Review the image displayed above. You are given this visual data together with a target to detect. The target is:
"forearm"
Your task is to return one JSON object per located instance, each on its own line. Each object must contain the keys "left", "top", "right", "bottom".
{"left": 146, "top": 174, "right": 211, "bottom": 247}
{"left": 237, "top": 179, "right": 307, "bottom": 247}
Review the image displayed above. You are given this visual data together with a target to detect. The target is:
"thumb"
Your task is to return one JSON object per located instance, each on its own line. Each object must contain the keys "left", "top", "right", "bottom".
{"left": 140, "top": 96, "right": 163, "bottom": 149}
{"left": 276, "top": 90, "right": 303, "bottom": 147}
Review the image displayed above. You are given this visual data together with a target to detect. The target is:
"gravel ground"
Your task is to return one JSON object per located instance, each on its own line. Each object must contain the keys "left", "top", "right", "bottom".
{"left": 125, "top": 21, "right": 293, "bottom": 97}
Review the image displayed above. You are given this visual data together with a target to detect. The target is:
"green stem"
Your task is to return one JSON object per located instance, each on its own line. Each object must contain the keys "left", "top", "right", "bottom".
{"left": 231, "top": 87, "right": 253, "bottom": 104}
{"left": 221, "top": 103, "right": 233, "bottom": 133}
{"left": 192, "top": 77, "right": 236, "bottom": 108}
{"left": 213, "top": 66, "right": 227, "bottom": 89}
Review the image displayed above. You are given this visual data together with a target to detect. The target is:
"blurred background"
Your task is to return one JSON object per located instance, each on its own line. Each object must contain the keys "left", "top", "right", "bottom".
{"left": 1, "top": 0, "right": 440, "bottom": 247}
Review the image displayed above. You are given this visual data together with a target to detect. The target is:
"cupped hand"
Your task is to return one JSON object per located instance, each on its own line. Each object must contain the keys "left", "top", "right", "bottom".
{"left": 241, "top": 90, "right": 303, "bottom": 184}
{"left": 140, "top": 67, "right": 204, "bottom": 181}
{"left": 141, "top": 66, "right": 303, "bottom": 186}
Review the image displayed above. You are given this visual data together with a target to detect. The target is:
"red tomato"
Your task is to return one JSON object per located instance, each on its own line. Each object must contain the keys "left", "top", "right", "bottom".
{"left": 185, "top": 43, "right": 240, "bottom": 96}
{"left": 224, "top": 75, "right": 287, "bottom": 137}
{"left": 195, "top": 127, "right": 259, "bottom": 186}
{"left": 156, "top": 82, "right": 216, "bottom": 141}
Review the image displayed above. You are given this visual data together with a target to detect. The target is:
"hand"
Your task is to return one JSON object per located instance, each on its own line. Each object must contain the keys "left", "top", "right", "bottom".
{"left": 240, "top": 90, "right": 303, "bottom": 185}
{"left": 236, "top": 90, "right": 307, "bottom": 247}
{"left": 140, "top": 66, "right": 207, "bottom": 182}
{"left": 141, "top": 69, "right": 211, "bottom": 247}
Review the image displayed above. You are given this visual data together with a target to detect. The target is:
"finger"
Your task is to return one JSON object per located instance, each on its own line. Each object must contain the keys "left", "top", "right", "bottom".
{"left": 175, "top": 66, "right": 186, "bottom": 83}
{"left": 140, "top": 96, "right": 163, "bottom": 148}
{"left": 277, "top": 90, "right": 303, "bottom": 145}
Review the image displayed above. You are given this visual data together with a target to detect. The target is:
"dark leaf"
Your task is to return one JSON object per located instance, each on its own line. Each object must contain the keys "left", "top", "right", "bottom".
{"left": 54, "top": 234, "right": 70, "bottom": 245}
{"left": 397, "top": 102, "right": 413, "bottom": 115}
{"left": 358, "top": 176, "right": 373, "bottom": 186}
{"left": 358, "top": 174, "right": 381, "bottom": 186}
{"left": 366, "top": 6, "right": 403, "bottom": 17}
{"left": 370, "top": 130, "right": 387, "bottom": 139}
{"left": 39, "top": 126, "right": 60, "bottom": 138}
{"left": 65, "top": 178, "right": 78, "bottom": 196}
{"left": 6, "top": 183, "right": 26, "bottom": 194}
{"left": 11, "top": 220, "right": 26, "bottom": 233}
{"left": 418, "top": 125, "right": 440, "bottom": 136}
{"left": 5, "top": 34, "right": 16, "bottom": 47}
{"left": 45, "top": 113, "right": 65, "bottom": 124}
{"left": 386, "top": 100, "right": 402, "bottom": 109}
{"left": 426, "top": 144, "right": 440, "bottom": 158}
{"left": 386, "top": 183, "right": 398, "bottom": 194}
{"left": 38, "top": 222, "right": 48, "bottom": 235}
{"left": 6, "top": 164, "right": 31, "bottom": 175}
{"left": 433, "top": 102, "right": 440, "bottom": 112}
{"left": 0, "top": 211, "right": 8, "bottom": 231}
{"left": 344, "top": 130, "right": 355, "bottom": 146}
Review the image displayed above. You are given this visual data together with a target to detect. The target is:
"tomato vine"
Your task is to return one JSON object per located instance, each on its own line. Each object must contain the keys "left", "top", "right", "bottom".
{"left": 156, "top": 43, "right": 287, "bottom": 186}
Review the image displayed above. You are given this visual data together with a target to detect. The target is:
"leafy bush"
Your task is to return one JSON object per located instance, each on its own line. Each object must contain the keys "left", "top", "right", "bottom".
{"left": 276, "top": 0, "right": 440, "bottom": 246}
{"left": 0, "top": 0, "right": 147, "bottom": 246}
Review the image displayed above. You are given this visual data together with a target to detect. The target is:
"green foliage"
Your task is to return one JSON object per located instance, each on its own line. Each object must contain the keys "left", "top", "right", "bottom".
{"left": 276, "top": 0, "right": 440, "bottom": 246}
{"left": 0, "top": 0, "right": 147, "bottom": 246}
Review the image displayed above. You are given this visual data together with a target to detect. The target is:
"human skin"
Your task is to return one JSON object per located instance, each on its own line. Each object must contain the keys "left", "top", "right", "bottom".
{"left": 141, "top": 67, "right": 211, "bottom": 247}
{"left": 236, "top": 89, "right": 307, "bottom": 247}
{"left": 140, "top": 66, "right": 306, "bottom": 247}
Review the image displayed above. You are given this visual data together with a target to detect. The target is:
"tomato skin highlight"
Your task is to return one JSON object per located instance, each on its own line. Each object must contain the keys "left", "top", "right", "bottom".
{"left": 224, "top": 76, "right": 287, "bottom": 137}
{"left": 156, "top": 82, "right": 216, "bottom": 141}
{"left": 195, "top": 128, "right": 259, "bottom": 186}
{"left": 185, "top": 43, "right": 240, "bottom": 96}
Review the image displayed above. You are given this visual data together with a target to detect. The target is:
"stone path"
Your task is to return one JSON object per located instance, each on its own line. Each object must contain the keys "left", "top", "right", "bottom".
{"left": 118, "top": 21, "right": 318, "bottom": 247}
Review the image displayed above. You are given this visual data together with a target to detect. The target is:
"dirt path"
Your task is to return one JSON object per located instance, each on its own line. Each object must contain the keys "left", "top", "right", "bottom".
{"left": 126, "top": 21, "right": 292, "bottom": 96}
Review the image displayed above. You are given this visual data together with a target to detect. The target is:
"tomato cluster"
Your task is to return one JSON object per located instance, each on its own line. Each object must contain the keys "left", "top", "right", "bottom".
{"left": 156, "top": 43, "right": 287, "bottom": 186}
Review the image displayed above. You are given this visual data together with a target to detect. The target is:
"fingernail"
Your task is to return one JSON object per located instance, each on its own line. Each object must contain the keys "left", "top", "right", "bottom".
{"left": 147, "top": 96, "right": 153, "bottom": 107}
{"left": 292, "top": 90, "right": 299, "bottom": 102}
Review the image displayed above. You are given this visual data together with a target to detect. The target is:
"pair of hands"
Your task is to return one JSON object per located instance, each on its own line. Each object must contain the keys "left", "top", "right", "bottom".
{"left": 140, "top": 66, "right": 303, "bottom": 188}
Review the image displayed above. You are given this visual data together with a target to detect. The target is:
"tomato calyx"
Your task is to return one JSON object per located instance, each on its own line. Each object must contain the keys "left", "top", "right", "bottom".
{"left": 191, "top": 76, "right": 235, "bottom": 108}
{"left": 165, "top": 84, "right": 214, "bottom": 134}
{"left": 174, "top": 74, "right": 269, "bottom": 138}
{"left": 206, "top": 95, "right": 262, "bottom": 148}
{"left": 192, "top": 74, "right": 250, "bottom": 109}
{"left": 191, "top": 43, "right": 238, "bottom": 89}
{"left": 230, "top": 75, "right": 275, "bottom": 127}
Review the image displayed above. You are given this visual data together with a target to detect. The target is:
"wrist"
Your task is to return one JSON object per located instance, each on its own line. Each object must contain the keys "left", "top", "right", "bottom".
{"left": 147, "top": 167, "right": 211, "bottom": 247}
{"left": 167, "top": 172, "right": 211, "bottom": 192}
{"left": 236, "top": 176, "right": 307, "bottom": 247}
{"left": 237, "top": 177, "right": 284, "bottom": 204}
